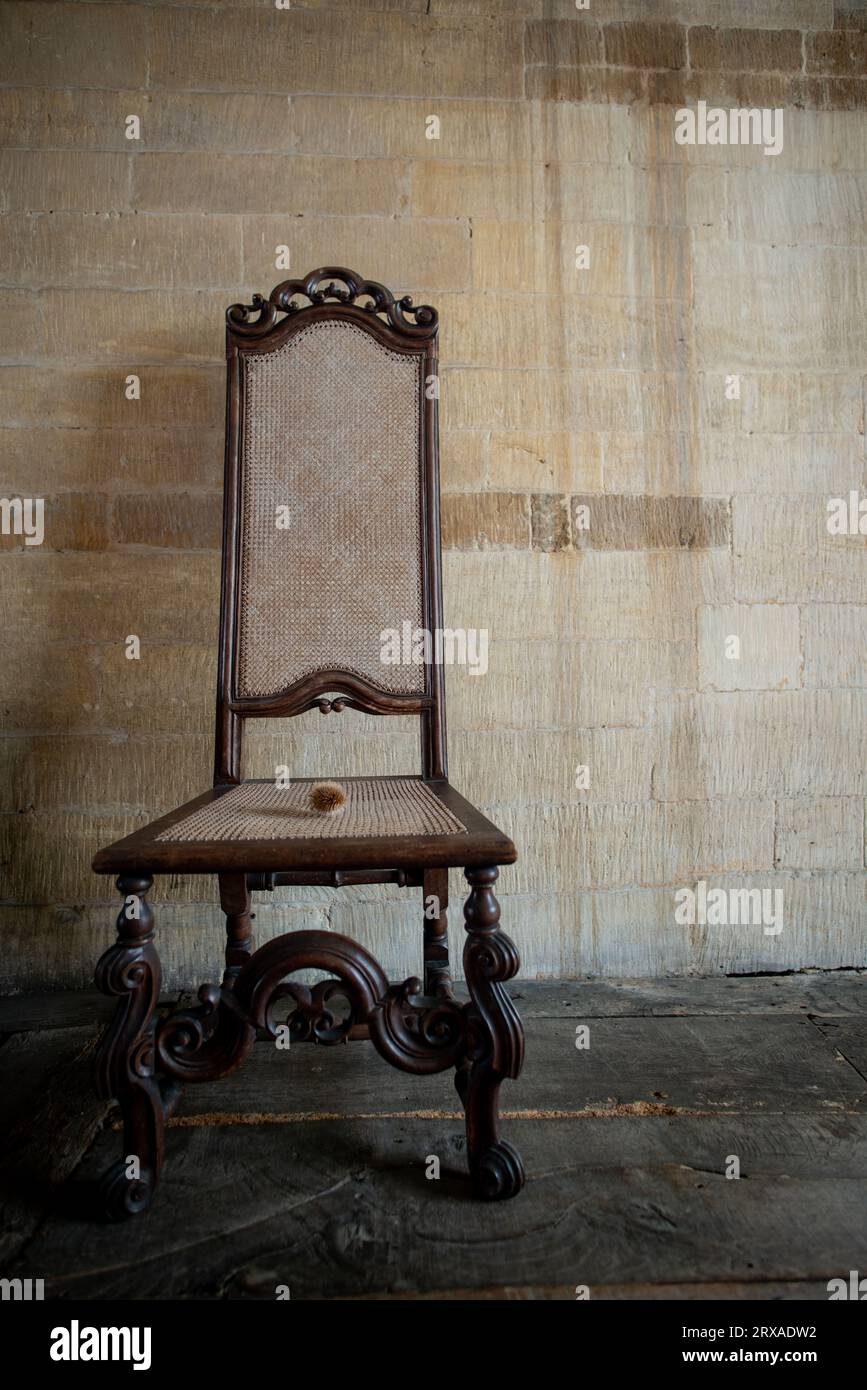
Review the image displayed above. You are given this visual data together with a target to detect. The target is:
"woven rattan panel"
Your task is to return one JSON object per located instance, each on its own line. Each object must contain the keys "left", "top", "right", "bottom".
{"left": 156, "top": 779, "right": 466, "bottom": 842}
{"left": 236, "top": 318, "right": 425, "bottom": 699}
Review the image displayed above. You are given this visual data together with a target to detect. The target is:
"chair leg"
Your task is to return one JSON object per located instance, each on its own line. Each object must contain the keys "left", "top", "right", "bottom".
{"left": 458, "top": 865, "right": 526, "bottom": 1200}
{"left": 93, "top": 875, "right": 165, "bottom": 1219}
{"left": 422, "top": 867, "right": 451, "bottom": 997}
{"left": 219, "top": 872, "right": 255, "bottom": 987}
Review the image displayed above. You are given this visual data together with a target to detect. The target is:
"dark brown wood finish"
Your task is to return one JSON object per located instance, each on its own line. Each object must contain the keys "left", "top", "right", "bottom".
{"left": 91, "top": 269, "right": 525, "bottom": 1216}
{"left": 218, "top": 872, "right": 255, "bottom": 986}
{"left": 422, "top": 867, "right": 450, "bottom": 998}
{"left": 459, "top": 867, "right": 525, "bottom": 1198}
{"left": 92, "top": 876, "right": 174, "bottom": 1218}
{"left": 420, "top": 330, "right": 448, "bottom": 781}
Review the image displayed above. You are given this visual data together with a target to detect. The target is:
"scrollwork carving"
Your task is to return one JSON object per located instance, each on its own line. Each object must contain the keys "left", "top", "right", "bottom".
{"left": 316, "top": 696, "right": 346, "bottom": 715}
{"left": 93, "top": 876, "right": 165, "bottom": 1220}
{"left": 227, "top": 266, "right": 438, "bottom": 341}
{"left": 96, "top": 900, "right": 521, "bottom": 1214}
{"left": 158, "top": 930, "right": 465, "bottom": 1076}
{"left": 368, "top": 976, "right": 466, "bottom": 1074}
{"left": 154, "top": 982, "right": 255, "bottom": 1083}
{"left": 463, "top": 927, "right": 523, "bottom": 1080}
{"left": 271, "top": 979, "right": 356, "bottom": 1045}
{"left": 458, "top": 866, "right": 526, "bottom": 1200}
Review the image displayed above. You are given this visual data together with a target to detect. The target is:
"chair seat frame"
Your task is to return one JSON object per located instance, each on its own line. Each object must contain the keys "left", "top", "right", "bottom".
{"left": 92, "top": 269, "right": 526, "bottom": 1218}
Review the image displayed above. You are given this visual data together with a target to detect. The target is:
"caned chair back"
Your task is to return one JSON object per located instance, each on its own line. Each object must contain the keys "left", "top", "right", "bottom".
{"left": 215, "top": 268, "right": 446, "bottom": 784}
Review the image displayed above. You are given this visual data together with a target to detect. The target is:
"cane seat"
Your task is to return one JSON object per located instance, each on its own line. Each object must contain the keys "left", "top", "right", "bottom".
{"left": 93, "top": 776, "right": 515, "bottom": 876}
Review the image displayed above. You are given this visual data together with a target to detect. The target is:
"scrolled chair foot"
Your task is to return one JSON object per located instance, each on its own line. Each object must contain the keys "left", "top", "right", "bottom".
{"left": 97, "top": 1157, "right": 157, "bottom": 1221}
{"left": 473, "top": 1139, "right": 526, "bottom": 1202}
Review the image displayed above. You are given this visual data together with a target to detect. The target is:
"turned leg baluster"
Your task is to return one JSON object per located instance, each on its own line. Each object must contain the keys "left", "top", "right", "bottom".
{"left": 422, "top": 867, "right": 452, "bottom": 998}
{"left": 219, "top": 872, "right": 255, "bottom": 987}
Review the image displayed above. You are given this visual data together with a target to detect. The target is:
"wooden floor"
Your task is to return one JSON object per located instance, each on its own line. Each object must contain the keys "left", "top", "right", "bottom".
{"left": 1, "top": 974, "right": 865, "bottom": 1301}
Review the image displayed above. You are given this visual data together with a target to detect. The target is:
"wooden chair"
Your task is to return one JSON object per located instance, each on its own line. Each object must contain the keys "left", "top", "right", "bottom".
{"left": 92, "top": 267, "right": 525, "bottom": 1218}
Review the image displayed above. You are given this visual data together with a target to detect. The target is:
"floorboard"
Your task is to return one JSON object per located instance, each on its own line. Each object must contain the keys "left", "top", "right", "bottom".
{"left": 508, "top": 973, "right": 867, "bottom": 1018}
{"left": 11, "top": 1119, "right": 867, "bottom": 1300}
{"left": 0, "top": 978, "right": 864, "bottom": 1300}
{"left": 0, "top": 971, "right": 863, "bottom": 1035}
{"left": 170, "top": 1015, "right": 867, "bottom": 1121}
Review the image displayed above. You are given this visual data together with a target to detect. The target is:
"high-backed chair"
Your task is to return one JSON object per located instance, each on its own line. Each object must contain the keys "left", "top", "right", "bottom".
{"left": 91, "top": 268, "right": 525, "bottom": 1217}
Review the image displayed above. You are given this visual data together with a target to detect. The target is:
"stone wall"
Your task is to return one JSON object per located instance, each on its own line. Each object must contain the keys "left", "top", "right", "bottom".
{"left": 1, "top": 0, "right": 865, "bottom": 990}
